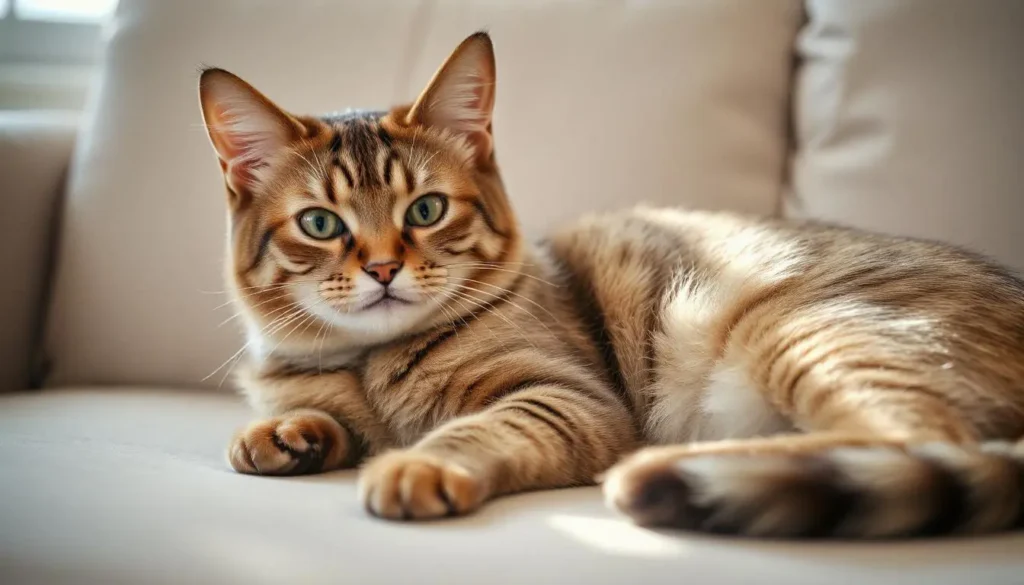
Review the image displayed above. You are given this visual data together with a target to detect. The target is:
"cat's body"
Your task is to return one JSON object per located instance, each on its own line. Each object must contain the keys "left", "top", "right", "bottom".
{"left": 555, "top": 209, "right": 1024, "bottom": 444}
{"left": 201, "top": 33, "right": 1024, "bottom": 538}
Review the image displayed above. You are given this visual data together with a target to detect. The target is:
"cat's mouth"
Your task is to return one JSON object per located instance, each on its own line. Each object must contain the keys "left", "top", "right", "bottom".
{"left": 361, "top": 290, "right": 414, "bottom": 311}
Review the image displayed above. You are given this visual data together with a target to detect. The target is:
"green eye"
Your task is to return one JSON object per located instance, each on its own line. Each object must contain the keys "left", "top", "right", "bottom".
{"left": 298, "top": 208, "right": 346, "bottom": 239}
{"left": 405, "top": 194, "right": 447, "bottom": 227}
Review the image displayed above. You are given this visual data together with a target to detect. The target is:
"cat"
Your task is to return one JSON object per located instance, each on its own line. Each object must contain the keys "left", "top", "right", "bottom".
{"left": 199, "top": 32, "right": 1024, "bottom": 538}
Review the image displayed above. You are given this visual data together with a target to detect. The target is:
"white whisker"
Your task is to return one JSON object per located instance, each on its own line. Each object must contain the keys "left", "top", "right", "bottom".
{"left": 446, "top": 288, "right": 538, "bottom": 350}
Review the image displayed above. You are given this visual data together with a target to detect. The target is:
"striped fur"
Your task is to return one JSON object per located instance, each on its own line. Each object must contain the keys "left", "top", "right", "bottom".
{"left": 200, "top": 33, "right": 1024, "bottom": 537}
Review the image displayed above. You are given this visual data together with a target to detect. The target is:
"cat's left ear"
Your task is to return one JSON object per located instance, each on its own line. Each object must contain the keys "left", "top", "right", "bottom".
{"left": 198, "top": 68, "right": 303, "bottom": 201}
{"left": 405, "top": 32, "right": 496, "bottom": 166}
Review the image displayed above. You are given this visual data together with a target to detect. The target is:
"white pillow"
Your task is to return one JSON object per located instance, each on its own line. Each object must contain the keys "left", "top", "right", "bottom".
{"left": 45, "top": 0, "right": 801, "bottom": 388}
{"left": 788, "top": 0, "right": 1024, "bottom": 273}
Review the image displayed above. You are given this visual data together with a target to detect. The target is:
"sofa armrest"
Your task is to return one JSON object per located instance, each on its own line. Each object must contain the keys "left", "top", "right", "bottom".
{"left": 0, "top": 111, "right": 77, "bottom": 391}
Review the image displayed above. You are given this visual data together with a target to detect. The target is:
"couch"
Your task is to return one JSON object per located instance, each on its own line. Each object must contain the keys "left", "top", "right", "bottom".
{"left": 3, "top": 1, "right": 1024, "bottom": 583}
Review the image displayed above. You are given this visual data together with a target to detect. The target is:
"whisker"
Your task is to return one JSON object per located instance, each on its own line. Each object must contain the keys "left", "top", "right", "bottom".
{"left": 434, "top": 290, "right": 509, "bottom": 352}
{"left": 297, "top": 144, "right": 327, "bottom": 184}
{"left": 203, "top": 300, "right": 316, "bottom": 385}
{"left": 417, "top": 149, "right": 441, "bottom": 174}
{"left": 445, "top": 265, "right": 562, "bottom": 288}
{"left": 447, "top": 289, "right": 537, "bottom": 350}
{"left": 452, "top": 282, "right": 557, "bottom": 340}
{"left": 220, "top": 307, "right": 321, "bottom": 389}
{"left": 211, "top": 296, "right": 242, "bottom": 311}
{"left": 426, "top": 294, "right": 466, "bottom": 344}
{"left": 233, "top": 280, "right": 324, "bottom": 293}
{"left": 444, "top": 261, "right": 533, "bottom": 267}
{"left": 201, "top": 279, "right": 324, "bottom": 296}
{"left": 308, "top": 145, "right": 328, "bottom": 182}
{"left": 203, "top": 342, "right": 253, "bottom": 384}
{"left": 447, "top": 276, "right": 562, "bottom": 324}
{"left": 216, "top": 292, "right": 295, "bottom": 327}
{"left": 314, "top": 317, "right": 333, "bottom": 375}
{"left": 445, "top": 288, "right": 538, "bottom": 350}
{"left": 237, "top": 300, "right": 306, "bottom": 328}
{"left": 256, "top": 309, "right": 323, "bottom": 376}
{"left": 263, "top": 306, "right": 315, "bottom": 339}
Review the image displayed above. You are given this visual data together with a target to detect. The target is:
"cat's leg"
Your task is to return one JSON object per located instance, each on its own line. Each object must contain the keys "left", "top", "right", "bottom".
{"left": 229, "top": 368, "right": 392, "bottom": 476}
{"left": 604, "top": 391, "right": 1024, "bottom": 537}
{"left": 359, "top": 382, "right": 637, "bottom": 520}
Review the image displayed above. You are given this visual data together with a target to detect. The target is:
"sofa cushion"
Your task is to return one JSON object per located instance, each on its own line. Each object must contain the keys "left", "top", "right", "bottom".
{"left": 788, "top": 0, "right": 1024, "bottom": 273}
{"left": 44, "top": 0, "right": 801, "bottom": 387}
{"left": 2, "top": 387, "right": 1023, "bottom": 585}
{"left": 0, "top": 112, "right": 77, "bottom": 392}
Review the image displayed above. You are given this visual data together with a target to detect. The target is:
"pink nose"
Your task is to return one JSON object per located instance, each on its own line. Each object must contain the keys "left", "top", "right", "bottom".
{"left": 362, "top": 261, "right": 402, "bottom": 285}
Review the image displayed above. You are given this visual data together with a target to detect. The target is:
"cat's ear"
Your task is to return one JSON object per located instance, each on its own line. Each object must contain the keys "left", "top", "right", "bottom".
{"left": 198, "top": 68, "right": 302, "bottom": 198}
{"left": 405, "top": 32, "right": 496, "bottom": 166}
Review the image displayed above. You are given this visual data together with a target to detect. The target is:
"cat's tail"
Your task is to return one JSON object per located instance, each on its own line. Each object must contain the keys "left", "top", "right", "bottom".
{"left": 603, "top": 438, "right": 1024, "bottom": 538}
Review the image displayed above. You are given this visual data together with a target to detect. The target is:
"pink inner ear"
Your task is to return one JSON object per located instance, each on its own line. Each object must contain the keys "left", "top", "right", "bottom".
{"left": 201, "top": 69, "right": 298, "bottom": 193}
{"left": 225, "top": 155, "right": 261, "bottom": 191}
{"left": 220, "top": 139, "right": 259, "bottom": 191}
{"left": 441, "top": 75, "right": 491, "bottom": 133}
{"left": 210, "top": 109, "right": 276, "bottom": 190}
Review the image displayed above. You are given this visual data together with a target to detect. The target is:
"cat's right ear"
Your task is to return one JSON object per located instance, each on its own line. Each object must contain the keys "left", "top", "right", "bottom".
{"left": 198, "top": 68, "right": 301, "bottom": 203}
{"left": 405, "top": 32, "right": 496, "bottom": 167}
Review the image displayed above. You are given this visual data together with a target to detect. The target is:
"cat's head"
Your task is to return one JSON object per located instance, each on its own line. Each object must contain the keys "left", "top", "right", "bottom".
{"left": 199, "top": 33, "right": 521, "bottom": 350}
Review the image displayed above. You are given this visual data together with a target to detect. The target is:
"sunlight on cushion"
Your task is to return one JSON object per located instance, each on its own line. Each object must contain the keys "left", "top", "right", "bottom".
{"left": 547, "top": 514, "right": 690, "bottom": 558}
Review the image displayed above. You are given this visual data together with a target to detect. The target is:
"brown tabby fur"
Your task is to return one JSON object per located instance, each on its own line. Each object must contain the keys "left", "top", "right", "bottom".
{"left": 200, "top": 32, "right": 1024, "bottom": 538}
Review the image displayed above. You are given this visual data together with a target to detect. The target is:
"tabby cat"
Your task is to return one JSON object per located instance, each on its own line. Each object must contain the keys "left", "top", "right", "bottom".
{"left": 199, "top": 32, "right": 1024, "bottom": 538}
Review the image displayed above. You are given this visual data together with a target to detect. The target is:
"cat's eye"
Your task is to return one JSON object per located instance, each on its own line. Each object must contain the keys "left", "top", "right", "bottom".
{"left": 405, "top": 194, "right": 448, "bottom": 227}
{"left": 298, "top": 208, "right": 347, "bottom": 240}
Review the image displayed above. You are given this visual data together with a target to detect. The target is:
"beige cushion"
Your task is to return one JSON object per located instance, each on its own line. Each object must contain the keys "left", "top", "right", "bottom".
{"left": 788, "top": 0, "right": 1024, "bottom": 273}
{"left": 45, "top": 0, "right": 801, "bottom": 387}
{"left": 3, "top": 387, "right": 1023, "bottom": 584}
{"left": 0, "top": 112, "right": 77, "bottom": 392}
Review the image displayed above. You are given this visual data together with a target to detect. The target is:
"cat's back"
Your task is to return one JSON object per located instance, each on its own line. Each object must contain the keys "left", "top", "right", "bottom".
{"left": 548, "top": 205, "right": 1024, "bottom": 352}
{"left": 546, "top": 206, "right": 805, "bottom": 320}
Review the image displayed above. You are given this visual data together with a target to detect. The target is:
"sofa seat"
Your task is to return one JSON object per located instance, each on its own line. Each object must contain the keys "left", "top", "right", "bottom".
{"left": 2, "top": 388, "right": 1024, "bottom": 585}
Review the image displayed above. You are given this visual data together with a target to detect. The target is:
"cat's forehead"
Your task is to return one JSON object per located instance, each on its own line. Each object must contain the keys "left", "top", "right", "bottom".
{"left": 310, "top": 110, "right": 396, "bottom": 193}
{"left": 277, "top": 109, "right": 467, "bottom": 219}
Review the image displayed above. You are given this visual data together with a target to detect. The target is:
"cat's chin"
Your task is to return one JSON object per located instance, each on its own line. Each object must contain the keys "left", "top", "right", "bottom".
{"left": 311, "top": 296, "right": 436, "bottom": 341}
{"left": 364, "top": 297, "right": 411, "bottom": 311}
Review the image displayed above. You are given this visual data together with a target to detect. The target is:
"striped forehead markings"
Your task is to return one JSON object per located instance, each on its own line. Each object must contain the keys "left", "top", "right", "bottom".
{"left": 322, "top": 118, "right": 416, "bottom": 195}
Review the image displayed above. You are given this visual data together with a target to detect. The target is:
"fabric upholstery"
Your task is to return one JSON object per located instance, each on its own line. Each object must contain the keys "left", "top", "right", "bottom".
{"left": 0, "top": 111, "right": 77, "bottom": 392}
{"left": 44, "top": 0, "right": 802, "bottom": 388}
{"left": 2, "top": 387, "right": 1023, "bottom": 585}
{"left": 788, "top": 0, "right": 1024, "bottom": 273}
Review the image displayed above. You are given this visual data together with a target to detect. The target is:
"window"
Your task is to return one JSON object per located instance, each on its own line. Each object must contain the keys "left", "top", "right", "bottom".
{"left": 0, "top": 0, "right": 119, "bottom": 109}
{"left": 12, "top": 0, "right": 118, "bottom": 22}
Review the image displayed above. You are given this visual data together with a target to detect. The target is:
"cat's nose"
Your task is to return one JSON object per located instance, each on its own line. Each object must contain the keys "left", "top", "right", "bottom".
{"left": 362, "top": 261, "right": 403, "bottom": 286}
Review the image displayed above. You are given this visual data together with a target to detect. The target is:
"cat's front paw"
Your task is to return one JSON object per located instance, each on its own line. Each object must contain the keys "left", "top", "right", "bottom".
{"left": 359, "top": 451, "right": 489, "bottom": 520}
{"left": 228, "top": 410, "right": 349, "bottom": 475}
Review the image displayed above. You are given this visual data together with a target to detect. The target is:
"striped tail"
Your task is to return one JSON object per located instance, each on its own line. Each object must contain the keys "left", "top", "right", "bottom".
{"left": 604, "top": 439, "right": 1024, "bottom": 538}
